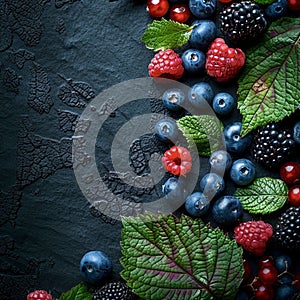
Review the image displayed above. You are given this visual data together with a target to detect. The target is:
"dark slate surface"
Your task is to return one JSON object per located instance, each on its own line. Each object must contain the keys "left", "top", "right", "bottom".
{"left": 0, "top": 0, "right": 299, "bottom": 299}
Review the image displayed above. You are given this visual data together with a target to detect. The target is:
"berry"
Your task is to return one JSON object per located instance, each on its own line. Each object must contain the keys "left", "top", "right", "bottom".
{"left": 275, "top": 206, "right": 300, "bottom": 249}
{"left": 243, "top": 260, "right": 252, "bottom": 282}
{"left": 27, "top": 290, "right": 52, "bottom": 300}
{"left": 154, "top": 118, "right": 178, "bottom": 142}
{"left": 278, "top": 272, "right": 293, "bottom": 284}
{"left": 162, "top": 145, "right": 192, "bottom": 176}
{"left": 258, "top": 265, "right": 278, "bottom": 285}
{"left": 253, "top": 123, "right": 296, "bottom": 169}
{"left": 209, "top": 150, "right": 232, "bottom": 174}
{"left": 148, "top": 49, "right": 184, "bottom": 80}
{"left": 255, "top": 284, "right": 274, "bottom": 300}
{"left": 234, "top": 220, "right": 273, "bottom": 256}
{"left": 162, "top": 177, "right": 187, "bottom": 200}
{"left": 219, "top": 1, "right": 268, "bottom": 44}
{"left": 147, "top": 0, "right": 169, "bottom": 18}
{"left": 223, "top": 122, "right": 252, "bottom": 155}
{"left": 288, "top": 185, "right": 300, "bottom": 206}
{"left": 265, "top": 0, "right": 288, "bottom": 20}
{"left": 212, "top": 196, "right": 243, "bottom": 226}
{"left": 205, "top": 38, "right": 246, "bottom": 82}
{"left": 189, "top": 20, "right": 217, "bottom": 50}
{"left": 274, "top": 255, "right": 292, "bottom": 273}
{"left": 188, "top": 82, "right": 214, "bottom": 109}
{"left": 294, "top": 271, "right": 300, "bottom": 291}
{"left": 212, "top": 92, "right": 236, "bottom": 116}
{"left": 181, "top": 49, "right": 206, "bottom": 74}
{"left": 288, "top": 0, "right": 300, "bottom": 10}
{"left": 162, "top": 88, "right": 185, "bottom": 111}
{"left": 280, "top": 161, "right": 300, "bottom": 185}
{"left": 275, "top": 284, "right": 297, "bottom": 300}
{"left": 293, "top": 121, "right": 300, "bottom": 144}
{"left": 184, "top": 192, "right": 210, "bottom": 217}
{"left": 189, "top": 0, "right": 217, "bottom": 19}
{"left": 170, "top": 4, "right": 191, "bottom": 23}
{"left": 80, "top": 250, "right": 112, "bottom": 283}
{"left": 199, "top": 172, "right": 225, "bottom": 200}
{"left": 93, "top": 281, "right": 134, "bottom": 300}
{"left": 259, "top": 256, "right": 275, "bottom": 269}
{"left": 230, "top": 158, "right": 256, "bottom": 186}
{"left": 235, "top": 290, "right": 250, "bottom": 300}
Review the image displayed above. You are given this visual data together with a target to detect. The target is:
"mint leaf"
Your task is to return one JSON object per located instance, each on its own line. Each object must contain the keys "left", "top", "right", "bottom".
{"left": 58, "top": 283, "right": 92, "bottom": 300}
{"left": 238, "top": 17, "right": 300, "bottom": 136}
{"left": 253, "top": 0, "right": 275, "bottom": 4}
{"left": 234, "top": 177, "right": 288, "bottom": 215}
{"left": 141, "top": 18, "right": 193, "bottom": 51}
{"left": 121, "top": 213, "right": 244, "bottom": 300}
{"left": 177, "top": 115, "right": 224, "bottom": 157}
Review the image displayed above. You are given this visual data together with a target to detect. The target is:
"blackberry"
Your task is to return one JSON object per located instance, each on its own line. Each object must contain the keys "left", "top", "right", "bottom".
{"left": 252, "top": 123, "right": 295, "bottom": 169}
{"left": 219, "top": 1, "right": 268, "bottom": 44}
{"left": 93, "top": 281, "right": 135, "bottom": 300}
{"left": 275, "top": 206, "right": 300, "bottom": 249}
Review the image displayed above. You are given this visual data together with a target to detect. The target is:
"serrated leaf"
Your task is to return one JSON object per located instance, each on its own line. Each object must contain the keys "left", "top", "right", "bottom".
{"left": 141, "top": 18, "right": 193, "bottom": 51}
{"left": 253, "top": 0, "right": 275, "bottom": 4}
{"left": 177, "top": 115, "right": 224, "bottom": 157}
{"left": 234, "top": 177, "right": 288, "bottom": 215}
{"left": 58, "top": 283, "right": 92, "bottom": 300}
{"left": 238, "top": 18, "right": 300, "bottom": 137}
{"left": 121, "top": 213, "right": 244, "bottom": 300}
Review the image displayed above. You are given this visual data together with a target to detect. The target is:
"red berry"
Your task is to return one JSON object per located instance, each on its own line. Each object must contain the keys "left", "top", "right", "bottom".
{"left": 294, "top": 271, "right": 300, "bottom": 291}
{"left": 218, "top": 0, "right": 232, "bottom": 2}
{"left": 205, "top": 38, "right": 245, "bottom": 82}
{"left": 288, "top": 184, "right": 300, "bottom": 206}
{"left": 258, "top": 266, "right": 278, "bottom": 285}
{"left": 148, "top": 49, "right": 184, "bottom": 80}
{"left": 27, "top": 290, "right": 52, "bottom": 300}
{"left": 234, "top": 220, "right": 273, "bottom": 256}
{"left": 280, "top": 161, "right": 300, "bottom": 185}
{"left": 169, "top": 4, "right": 190, "bottom": 23}
{"left": 162, "top": 145, "right": 192, "bottom": 176}
{"left": 147, "top": 0, "right": 169, "bottom": 18}
{"left": 255, "top": 284, "right": 274, "bottom": 300}
{"left": 288, "top": 0, "right": 300, "bottom": 10}
{"left": 258, "top": 256, "right": 274, "bottom": 269}
{"left": 243, "top": 259, "right": 252, "bottom": 282}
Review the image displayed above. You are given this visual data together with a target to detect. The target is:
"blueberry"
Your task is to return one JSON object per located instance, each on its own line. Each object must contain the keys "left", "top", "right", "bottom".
{"left": 189, "top": 20, "right": 217, "bottom": 49}
{"left": 189, "top": 0, "right": 217, "bottom": 18}
{"left": 162, "top": 177, "right": 186, "bottom": 200}
{"left": 188, "top": 82, "right": 214, "bottom": 109}
{"left": 275, "top": 284, "right": 297, "bottom": 300}
{"left": 162, "top": 88, "right": 185, "bottom": 111}
{"left": 80, "top": 250, "right": 112, "bottom": 283}
{"left": 230, "top": 159, "right": 256, "bottom": 186}
{"left": 223, "top": 122, "right": 252, "bottom": 155}
{"left": 154, "top": 118, "right": 178, "bottom": 142}
{"left": 212, "top": 92, "right": 236, "bottom": 116}
{"left": 199, "top": 172, "right": 225, "bottom": 200}
{"left": 293, "top": 121, "right": 300, "bottom": 144}
{"left": 185, "top": 192, "right": 210, "bottom": 217}
{"left": 274, "top": 255, "right": 292, "bottom": 273}
{"left": 212, "top": 196, "right": 243, "bottom": 225}
{"left": 182, "top": 49, "right": 206, "bottom": 74}
{"left": 235, "top": 290, "right": 250, "bottom": 300}
{"left": 278, "top": 273, "right": 293, "bottom": 285}
{"left": 265, "top": 0, "right": 287, "bottom": 20}
{"left": 209, "top": 150, "right": 232, "bottom": 174}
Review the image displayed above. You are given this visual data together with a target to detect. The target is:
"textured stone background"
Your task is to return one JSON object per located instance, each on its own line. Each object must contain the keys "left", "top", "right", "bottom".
{"left": 0, "top": 0, "right": 299, "bottom": 299}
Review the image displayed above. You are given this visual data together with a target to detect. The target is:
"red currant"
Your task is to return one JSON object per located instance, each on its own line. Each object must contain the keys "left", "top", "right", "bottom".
{"left": 294, "top": 271, "right": 300, "bottom": 291}
{"left": 258, "top": 256, "right": 275, "bottom": 269}
{"left": 258, "top": 266, "right": 278, "bottom": 285}
{"left": 255, "top": 284, "right": 274, "bottom": 300}
{"left": 162, "top": 145, "right": 192, "bottom": 176}
{"left": 147, "top": 0, "right": 169, "bottom": 18}
{"left": 280, "top": 161, "right": 300, "bottom": 185}
{"left": 288, "top": 184, "right": 300, "bottom": 206}
{"left": 288, "top": 0, "right": 300, "bottom": 10}
{"left": 243, "top": 260, "right": 252, "bottom": 282}
{"left": 218, "top": 0, "right": 232, "bottom": 3}
{"left": 169, "top": 4, "right": 190, "bottom": 23}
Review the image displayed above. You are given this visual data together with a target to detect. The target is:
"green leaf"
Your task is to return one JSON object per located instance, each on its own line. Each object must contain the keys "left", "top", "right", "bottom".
{"left": 58, "top": 283, "right": 92, "bottom": 300}
{"left": 177, "top": 115, "right": 224, "bottom": 157}
{"left": 234, "top": 177, "right": 288, "bottom": 215}
{"left": 121, "top": 213, "right": 244, "bottom": 300}
{"left": 141, "top": 18, "right": 193, "bottom": 51}
{"left": 238, "top": 17, "right": 300, "bottom": 136}
{"left": 253, "top": 0, "right": 275, "bottom": 4}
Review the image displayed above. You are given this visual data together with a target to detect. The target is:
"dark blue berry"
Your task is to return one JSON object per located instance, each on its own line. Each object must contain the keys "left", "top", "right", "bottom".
{"left": 212, "top": 92, "right": 236, "bottom": 116}
{"left": 162, "top": 88, "right": 185, "bottom": 111}
{"left": 189, "top": 20, "right": 217, "bottom": 49}
{"left": 189, "top": 0, "right": 217, "bottom": 19}
{"left": 274, "top": 255, "right": 292, "bottom": 273}
{"left": 212, "top": 196, "right": 243, "bottom": 225}
{"left": 188, "top": 82, "right": 214, "bottom": 109}
{"left": 293, "top": 121, "right": 300, "bottom": 144}
{"left": 223, "top": 122, "right": 252, "bottom": 155}
{"left": 235, "top": 290, "right": 250, "bottom": 300}
{"left": 275, "top": 284, "right": 297, "bottom": 300}
{"left": 230, "top": 159, "right": 256, "bottom": 186}
{"left": 185, "top": 192, "right": 210, "bottom": 217}
{"left": 265, "top": 0, "right": 287, "bottom": 20}
{"left": 278, "top": 273, "right": 294, "bottom": 285}
{"left": 154, "top": 118, "right": 178, "bottom": 142}
{"left": 209, "top": 150, "right": 232, "bottom": 175}
{"left": 182, "top": 49, "right": 206, "bottom": 74}
{"left": 199, "top": 172, "right": 225, "bottom": 200}
{"left": 162, "top": 177, "right": 187, "bottom": 200}
{"left": 80, "top": 250, "right": 112, "bottom": 283}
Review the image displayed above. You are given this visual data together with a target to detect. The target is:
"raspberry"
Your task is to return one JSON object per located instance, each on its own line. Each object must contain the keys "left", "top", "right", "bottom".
{"left": 27, "top": 290, "right": 52, "bottom": 300}
{"left": 148, "top": 49, "right": 184, "bottom": 80}
{"left": 205, "top": 38, "right": 245, "bottom": 82}
{"left": 234, "top": 220, "right": 273, "bottom": 256}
